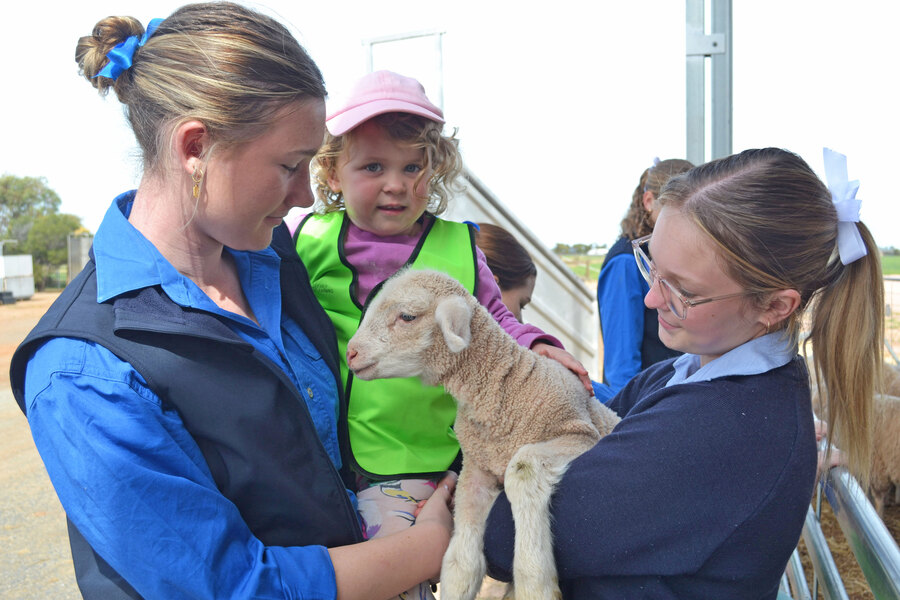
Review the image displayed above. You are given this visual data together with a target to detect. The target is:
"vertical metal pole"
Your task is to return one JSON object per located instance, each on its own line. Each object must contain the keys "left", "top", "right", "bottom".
{"left": 711, "top": 0, "right": 733, "bottom": 159}
{"left": 686, "top": 0, "right": 732, "bottom": 164}
{"left": 362, "top": 30, "right": 446, "bottom": 110}
{"left": 434, "top": 33, "right": 445, "bottom": 111}
{"left": 685, "top": 0, "right": 706, "bottom": 165}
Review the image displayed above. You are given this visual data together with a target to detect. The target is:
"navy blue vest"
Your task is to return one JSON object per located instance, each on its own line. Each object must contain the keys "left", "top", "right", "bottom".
{"left": 599, "top": 236, "right": 681, "bottom": 382}
{"left": 10, "top": 224, "right": 363, "bottom": 598}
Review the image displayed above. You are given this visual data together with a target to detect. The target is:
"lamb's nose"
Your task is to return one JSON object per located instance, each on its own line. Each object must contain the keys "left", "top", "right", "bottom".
{"left": 347, "top": 347, "right": 357, "bottom": 365}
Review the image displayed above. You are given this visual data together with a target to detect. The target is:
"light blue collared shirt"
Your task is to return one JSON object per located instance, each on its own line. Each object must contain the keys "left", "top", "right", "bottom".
{"left": 666, "top": 332, "right": 797, "bottom": 387}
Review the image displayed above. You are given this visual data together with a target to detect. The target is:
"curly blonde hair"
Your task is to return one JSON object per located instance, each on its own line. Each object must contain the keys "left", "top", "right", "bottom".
{"left": 312, "top": 112, "right": 463, "bottom": 215}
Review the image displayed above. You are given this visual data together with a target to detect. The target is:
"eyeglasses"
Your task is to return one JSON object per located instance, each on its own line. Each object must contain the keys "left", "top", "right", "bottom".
{"left": 631, "top": 234, "right": 750, "bottom": 320}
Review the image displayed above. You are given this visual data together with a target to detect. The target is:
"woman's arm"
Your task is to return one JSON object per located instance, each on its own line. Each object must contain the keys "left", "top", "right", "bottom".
{"left": 484, "top": 373, "right": 814, "bottom": 581}
{"left": 24, "top": 338, "right": 453, "bottom": 599}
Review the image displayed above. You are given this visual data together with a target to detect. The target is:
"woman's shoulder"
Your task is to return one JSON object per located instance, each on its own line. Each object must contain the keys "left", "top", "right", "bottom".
{"left": 24, "top": 336, "right": 158, "bottom": 409}
{"left": 615, "top": 357, "right": 810, "bottom": 420}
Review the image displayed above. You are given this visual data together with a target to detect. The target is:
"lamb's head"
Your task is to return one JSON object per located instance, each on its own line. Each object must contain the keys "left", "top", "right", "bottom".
{"left": 347, "top": 269, "right": 477, "bottom": 386}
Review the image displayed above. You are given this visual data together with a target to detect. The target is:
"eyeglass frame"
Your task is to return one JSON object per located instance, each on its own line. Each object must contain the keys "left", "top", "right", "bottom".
{"left": 631, "top": 234, "right": 752, "bottom": 320}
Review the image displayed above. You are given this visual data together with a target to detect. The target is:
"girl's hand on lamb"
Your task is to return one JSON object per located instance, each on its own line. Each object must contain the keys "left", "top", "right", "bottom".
{"left": 532, "top": 342, "right": 594, "bottom": 394}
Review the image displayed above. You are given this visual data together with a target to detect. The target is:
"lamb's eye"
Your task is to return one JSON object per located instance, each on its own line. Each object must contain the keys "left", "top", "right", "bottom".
{"left": 399, "top": 313, "right": 417, "bottom": 322}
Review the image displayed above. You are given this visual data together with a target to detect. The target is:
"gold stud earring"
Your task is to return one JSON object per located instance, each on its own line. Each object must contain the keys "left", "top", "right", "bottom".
{"left": 192, "top": 166, "right": 204, "bottom": 199}
{"left": 765, "top": 320, "right": 771, "bottom": 334}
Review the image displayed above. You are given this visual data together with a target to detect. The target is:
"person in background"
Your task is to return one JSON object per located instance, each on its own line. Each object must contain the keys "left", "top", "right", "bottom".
{"left": 294, "top": 70, "right": 591, "bottom": 600}
{"left": 473, "top": 222, "right": 537, "bottom": 323}
{"left": 474, "top": 221, "right": 615, "bottom": 402}
{"left": 597, "top": 158, "right": 694, "bottom": 393}
{"left": 484, "top": 147, "right": 883, "bottom": 598}
{"left": 10, "top": 4, "right": 454, "bottom": 599}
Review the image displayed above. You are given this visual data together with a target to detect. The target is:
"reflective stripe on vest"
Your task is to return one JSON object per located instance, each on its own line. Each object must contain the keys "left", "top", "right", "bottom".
{"left": 296, "top": 212, "right": 477, "bottom": 478}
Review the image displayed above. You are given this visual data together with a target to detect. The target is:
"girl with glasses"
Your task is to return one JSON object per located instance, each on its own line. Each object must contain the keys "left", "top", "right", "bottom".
{"left": 483, "top": 147, "right": 883, "bottom": 599}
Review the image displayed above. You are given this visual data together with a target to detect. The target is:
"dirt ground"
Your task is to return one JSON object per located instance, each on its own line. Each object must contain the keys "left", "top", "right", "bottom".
{"left": 2, "top": 288, "right": 899, "bottom": 599}
{"left": 1, "top": 292, "right": 80, "bottom": 599}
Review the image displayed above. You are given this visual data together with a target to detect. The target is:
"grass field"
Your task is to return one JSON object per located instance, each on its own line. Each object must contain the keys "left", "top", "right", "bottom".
{"left": 560, "top": 252, "right": 900, "bottom": 283}
{"left": 559, "top": 254, "right": 605, "bottom": 284}
{"left": 882, "top": 254, "right": 900, "bottom": 275}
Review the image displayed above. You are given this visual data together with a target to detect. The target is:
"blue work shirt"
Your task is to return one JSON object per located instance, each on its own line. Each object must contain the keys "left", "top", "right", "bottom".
{"left": 596, "top": 251, "right": 650, "bottom": 392}
{"left": 22, "top": 192, "right": 347, "bottom": 599}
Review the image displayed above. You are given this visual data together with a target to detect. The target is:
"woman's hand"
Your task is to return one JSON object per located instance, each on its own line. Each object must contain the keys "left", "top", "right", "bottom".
{"left": 330, "top": 471, "right": 457, "bottom": 598}
{"left": 532, "top": 343, "right": 594, "bottom": 394}
{"left": 414, "top": 471, "right": 457, "bottom": 526}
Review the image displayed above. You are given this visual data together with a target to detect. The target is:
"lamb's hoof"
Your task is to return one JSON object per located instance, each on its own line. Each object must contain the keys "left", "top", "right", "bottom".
{"left": 438, "top": 572, "right": 481, "bottom": 600}
{"left": 508, "top": 580, "right": 561, "bottom": 600}
{"left": 501, "top": 582, "right": 516, "bottom": 600}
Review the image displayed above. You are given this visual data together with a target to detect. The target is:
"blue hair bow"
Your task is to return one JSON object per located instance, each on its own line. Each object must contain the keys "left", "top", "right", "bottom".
{"left": 95, "top": 18, "right": 163, "bottom": 81}
{"left": 823, "top": 147, "right": 866, "bottom": 265}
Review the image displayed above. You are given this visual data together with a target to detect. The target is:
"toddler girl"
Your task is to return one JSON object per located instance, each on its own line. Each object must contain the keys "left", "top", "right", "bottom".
{"left": 291, "top": 70, "right": 590, "bottom": 599}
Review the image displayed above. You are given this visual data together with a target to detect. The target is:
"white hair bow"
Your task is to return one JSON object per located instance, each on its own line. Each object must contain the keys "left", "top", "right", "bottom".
{"left": 823, "top": 148, "right": 866, "bottom": 265}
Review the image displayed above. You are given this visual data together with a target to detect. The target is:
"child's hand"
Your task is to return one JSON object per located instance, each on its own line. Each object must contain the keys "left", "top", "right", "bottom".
{"left": 413, "top": 471, "right": 457, "bottom": 530}
{"left": 814, "top": 418, "right": 828, "bottom": 442}
{"left": 817, "top": 448, "right": 846, "bottom": 480}
{"left": 532, "top": 342, "right": 594, "bottom": 394}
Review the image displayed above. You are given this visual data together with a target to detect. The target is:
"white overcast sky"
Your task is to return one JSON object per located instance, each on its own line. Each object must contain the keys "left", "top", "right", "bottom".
{"left": 1, "top": 1, "right": 898, "bottom": 250}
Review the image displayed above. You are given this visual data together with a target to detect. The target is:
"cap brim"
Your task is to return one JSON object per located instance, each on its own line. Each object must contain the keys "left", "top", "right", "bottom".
{"left": 326, "top": 99, "right": 444, "bottom": 136}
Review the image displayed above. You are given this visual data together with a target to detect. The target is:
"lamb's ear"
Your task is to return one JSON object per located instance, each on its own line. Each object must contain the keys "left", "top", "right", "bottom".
{"left": 434, "top": 296, "right": 472, "bottom": 353}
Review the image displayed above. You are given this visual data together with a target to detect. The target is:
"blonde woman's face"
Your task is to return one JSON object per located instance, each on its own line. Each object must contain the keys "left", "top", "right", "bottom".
{"left": 200, "top": 100, "right": 325, "bottom": 250}
{"left": 645, "top": 207, "right": 766, "bottom": 365}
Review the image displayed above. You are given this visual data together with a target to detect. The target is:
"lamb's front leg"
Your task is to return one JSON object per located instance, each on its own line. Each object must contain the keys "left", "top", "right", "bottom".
{"left": 440, "top": 466, "right": 501, "bottom": 600}
{"left": 504, "top": 436, "right": 595, "bottom": 600}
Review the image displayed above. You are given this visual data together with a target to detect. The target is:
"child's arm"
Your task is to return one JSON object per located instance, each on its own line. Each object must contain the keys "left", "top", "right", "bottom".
{"left": 475, "top": 248, "right": 593, "bottom": 393}
{"left": 531, "top": 342, "right": 593, "bottom": 392}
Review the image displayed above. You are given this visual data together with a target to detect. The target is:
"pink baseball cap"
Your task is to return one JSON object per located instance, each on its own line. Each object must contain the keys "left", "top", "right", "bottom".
{"left": 326, "top": 70, "right": 444, "bottom": 136}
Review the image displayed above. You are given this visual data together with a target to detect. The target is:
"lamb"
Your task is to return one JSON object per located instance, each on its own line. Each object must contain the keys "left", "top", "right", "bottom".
{"left": 811, "top": 362, "right": 900, "bottom": 516}
{"left": 346, "top": 269, "right": 620, "bottom": 600}
{"left": 869, "top": 392, "right": 900, "bottom": 515}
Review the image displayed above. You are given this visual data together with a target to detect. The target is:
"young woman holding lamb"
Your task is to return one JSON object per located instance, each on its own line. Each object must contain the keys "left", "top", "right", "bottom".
{"left": 482, "top": 147, "right": 884, "bottom": 599}
{"left": 11, "top": 4, "right": 455, "bottom": 598}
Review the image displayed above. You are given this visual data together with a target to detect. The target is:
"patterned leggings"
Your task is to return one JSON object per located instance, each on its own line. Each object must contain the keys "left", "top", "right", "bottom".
{"left": 356, "top": 478, "right": 439, "bottom": 600}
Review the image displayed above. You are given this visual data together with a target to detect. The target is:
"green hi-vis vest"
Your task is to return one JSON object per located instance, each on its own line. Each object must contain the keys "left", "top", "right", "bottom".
{"left": 294, "top": 212, "right": 478, "bottom": 479}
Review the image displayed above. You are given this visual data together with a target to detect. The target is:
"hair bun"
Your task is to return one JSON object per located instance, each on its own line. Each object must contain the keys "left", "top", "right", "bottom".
{"left": 75, "top": 16, "right": 144, "bottom": 96}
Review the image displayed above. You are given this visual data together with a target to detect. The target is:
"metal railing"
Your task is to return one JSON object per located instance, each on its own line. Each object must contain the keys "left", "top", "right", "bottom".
{"left": 801, "top": 502, "right": 849, "bottom": 600}
{"left": 784, "top": 548, "right": 813, "bottom": 600}
{"left": 790, "top": 467, "right": 900, "bottom": 599}
{"left": 822, "top": 468, "right": 900, "bottom": 598}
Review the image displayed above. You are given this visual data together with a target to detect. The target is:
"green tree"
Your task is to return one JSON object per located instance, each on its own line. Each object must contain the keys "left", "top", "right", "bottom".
{"left": 24, "top": 213, "right": 83, "bottom": 289}
{"left": 0, "top": 174, "right": 62, "bottom": 252}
